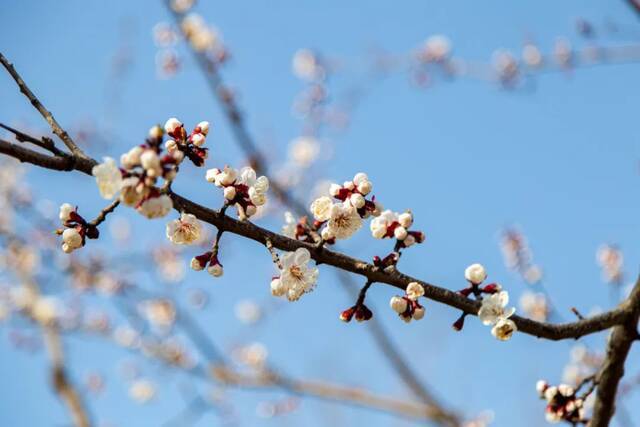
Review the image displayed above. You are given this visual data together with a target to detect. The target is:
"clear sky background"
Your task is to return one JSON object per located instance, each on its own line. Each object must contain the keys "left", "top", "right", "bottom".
{"left": 1, "top": 1, "right": 640, "bottom": 426}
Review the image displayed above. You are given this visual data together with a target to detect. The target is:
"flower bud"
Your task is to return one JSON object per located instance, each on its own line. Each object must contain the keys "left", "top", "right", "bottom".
{"left": 205, "top": 168, "right": 221, "bottom": 183}
{"left": 207, "top": 263, "right": 224, "bottom": 277}
{"left": 349, "top": 193, "right": 365, "bottom": 209}
{"left": 164, "top": 117, "right": 182, "bottom": 137}
{"left": 406, "top": 282, "right": 424, "bottom": 300}
{"left": 393, "top": 226, "right": 408, "bottom": 240}
{"left": 59, "top": 203, "right": 75, "bottom": 223}
{"left": 223, "top": 186, "right": 237, "bottom": 200}
{"left": 398, "top": 212, "right": 413, "bottom": 228}
{"left": 389, "top": 296, "right": 408, "bottom": 314}
{"left": 196, "top": 121, "right": 210, "bottom": 136}
{"left": 149, "top": 125, "right": 164, "bottom": 139}
{"left": 191, "top": 133, "right": 206, "bottom": 147}
{"left": 465, "top": 263, "right": 487, "bottom": 285}
{"left": 270, "top": 278, "right": 286, "bottom": 297}
{"left": 412, "top": 306, "right": 425, "bottom": 320}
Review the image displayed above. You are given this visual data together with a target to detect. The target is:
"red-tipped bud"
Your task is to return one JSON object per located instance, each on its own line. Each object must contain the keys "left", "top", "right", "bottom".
{"left": 452, "top": 314, "right": 466, "bottom": 331}
{"left": 340, "top": 307, "right": 356, "bottom": 322}
{"left": 354, "top": 305, "right": 373, "bottom": 322}
{"left": 481, "top": 283, "right": 502, "bottom": 294}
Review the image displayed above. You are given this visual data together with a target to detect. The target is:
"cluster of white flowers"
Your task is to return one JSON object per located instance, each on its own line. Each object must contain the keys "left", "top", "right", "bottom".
{"left": 370, "top": 210, "right": 425, "bottom": 248}
{"left": 536, "top": 380, "right": 586, "bottom": 424}
{"left": 92, "top": 118, "right": 210, "bottom": 220}
{"left": 57, "top": 203, "right": 99, "bottom": 253}
{"left": 389, "top": 282, "right": 426, "bottom": 323}
{"left": 270, "top": 248, "right": 319, "bottom": 301}
{"left": 310, "top": 172, "right": 382, "bottom": 242}
{"left": 166, "top": 212, "right": 202, "bottom": 245}
{"left": 206, "top": 166, "right": 269, "bottom": 220}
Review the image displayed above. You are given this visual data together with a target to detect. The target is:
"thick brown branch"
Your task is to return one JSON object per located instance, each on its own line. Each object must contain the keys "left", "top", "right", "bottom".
{"left": 0, "top": 141, "right": 630, "bottom": 342}
{"left": 0, "top": 52, "right": 87, "bottom": 159}
{"left": 590, "top": 276, "right": 640, "bottom": 427}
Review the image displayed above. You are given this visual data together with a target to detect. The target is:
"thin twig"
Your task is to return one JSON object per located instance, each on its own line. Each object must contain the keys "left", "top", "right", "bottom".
{"left": 88, "top": 199, "right": 120, "bottom": 227}
{"left": 0, "top": 52, "right": 87, "bottom": 159}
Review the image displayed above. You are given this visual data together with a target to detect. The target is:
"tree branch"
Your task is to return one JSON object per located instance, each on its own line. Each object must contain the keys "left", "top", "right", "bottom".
{"left": 0, "top": 52, "right": 87, "bottom": 159}
{"left": 590, "top": 276, "right": 640, "bottom": 426}
{"left": 0, "top": 138, "right": 630, "bottom": 342}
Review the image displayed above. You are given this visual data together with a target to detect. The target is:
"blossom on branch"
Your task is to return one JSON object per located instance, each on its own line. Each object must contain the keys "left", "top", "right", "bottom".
{"left": 206, "top": 166, "right": 269, "bottom": 220}
{"left": 389, "top": 281, "right": 426, "bottom": 323}
{"left": 270, "top": 248, "right": 318, "bottom": 301}
{"left": 166, "top": 212, "right": 202, "bottom": 244}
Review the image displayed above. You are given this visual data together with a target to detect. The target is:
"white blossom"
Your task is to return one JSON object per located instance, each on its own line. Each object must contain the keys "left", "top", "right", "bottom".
{"left": 166, "top": 213, "right": 201, "bottom": 244}
{"left": 282, "top": 212, "right": 297, "bottom": 238}
{"left": 120, "top": 146, "right": 143, "bottom": 169}
{"left": 59, "top": 203, "right": 75, "bottom": 223}
{"left": 389, "top": 296, "right": 408, "bottom": 313}
{"left": 120, "top": 177, "right": 147, "bottom": 207}
{"left": 197, "top": 121, "right": 210, "bottom": 135}
{"left": 129, "top": 379, "right": 156, "bottom": 404}
{"left": 149, "top": 125, "right": 164, "bottom": 139}
{"left": 62, "top": 228, "right": 83, "bottom": 253}
{"left": 370, "top": 210, "right": 398, "bottom": 239}
{"left": 310, "top": 196, "right": 333, "bottom": 222}
{"left": 289, "top": 136, "right": 319, "bottom": 167}
{"left": 208, "top": 263, "right": 223, "bottom": 277}
{"left": 326, "top": 203, "right": 361, "bottom": 240}
{"left": 465, "top": 263, "right": 487, "bottom": 285}
{"left": 92, "top": 157, "right": 123, "bottom": 199}
{"left": 274, "top": 248, "right": 318, "bottom": 301}
{"left": 164, "top": 117, "right": 183, "bottom": 136}
{"left": 137, "top": 195, "right": 173, "bottom": 219}
{"left": 491, "top": 318, "right": 517, "bottom": 341}
{"left": 423, "top": 35, "right": 451, "bottom": 61}
{"left": 405, "top": 282, "right": 424, "bottom": 301}
{"left": 478, "top": 291, "right": 515, "bottom": 326}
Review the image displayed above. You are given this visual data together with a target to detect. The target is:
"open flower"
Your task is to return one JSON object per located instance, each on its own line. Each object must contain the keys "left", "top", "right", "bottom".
{"left": 92, "top": 157, "right": 123, "bottom": 199}
{"left": 478, "top": 291, "right": 515, "bottom": 326}
{"left": 491, "top": 318, "right": 517, "bottom": 340}
{"left": 166, "top": 213, "right": 201, "bottom": 244}
{"left": 326, "top": 203, "right": 362, "bottom": 240}
{"left": 271, "top": 248, "right": 318, "bottom": 301}
{"left": 138, "top": 195, "right": 173, "bottom": 219}
{"left": 310, "top": 196, "right": 333, "bottom": 222}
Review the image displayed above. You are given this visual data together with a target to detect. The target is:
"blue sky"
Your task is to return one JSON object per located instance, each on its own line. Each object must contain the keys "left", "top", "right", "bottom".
{"left": 1, "top": 1, "right": 640, "bottom": 426}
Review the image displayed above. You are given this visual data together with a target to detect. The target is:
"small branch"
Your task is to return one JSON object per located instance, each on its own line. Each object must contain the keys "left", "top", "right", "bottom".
{"left": 626, "top": 0, "right": 640, "bottom": 17}
{"left": 571, "top": 307, "right": 585, "bottom": 320}
{"left": 0, "top": 122, "right": 66, "bottom": 156}
{"left": 0, "top": 52, "right": 87, "bottom": 159}
{"left": 265, "top": 237, "right": 283, "bottom": 269}
{"left": 88, "top": 199, "right": 120, "bottom": 227}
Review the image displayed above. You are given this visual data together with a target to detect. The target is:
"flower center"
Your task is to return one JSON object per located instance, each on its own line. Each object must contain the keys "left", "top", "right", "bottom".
{"left": 289, "top": 265, "right": 304, "bottom": 280}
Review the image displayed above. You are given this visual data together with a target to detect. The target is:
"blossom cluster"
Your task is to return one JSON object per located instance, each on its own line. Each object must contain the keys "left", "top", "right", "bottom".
{"left": 455, "top": 264, "right": 517, "bottom": 341}
{"left": 310, "top": 172, "right": 382, "bottom": 242}
{"left": 389, "top": 282, "right": 426, "bottom": 323}
{"left": 57, "top": 204, "right": 99, "bottom": 253}
{"left": 370, "top": 210, "right": 425, "bottom": 248}
{"left": 206, "top": 166, "right": 269, "bottom": 220}
{"left": 93, "top": 118, "right": 210, "bottom": 220}
{"left": 536, "top": 381, "right": 587, "bottom": 424}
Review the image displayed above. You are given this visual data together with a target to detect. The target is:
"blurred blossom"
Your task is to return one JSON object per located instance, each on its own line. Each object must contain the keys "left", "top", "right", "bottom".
{"left": 9, "top": 286, "right": 37, "bottom": 311}
{"left": 463, "top": 410, "right": 494, "bottom": 427}
{"left": 522, "top": 43, "right": 543, "bottom": 68}
{"left": 281, "top": 212, "right": 297, "bottom": 239}
{"left": 31, "top": 295, "right": 60, "bottom": 325}
{"left": 139, "top": 299, "right": 176, "bottom": 329}
{"left": 421, "top": 34, "right": 452, "bottom": 62}
{"left": 95, "top": 272, "right": 123, "bottom": 296}
{"left": 85, "top": 372, "right": 106, "bottom": 395}
{"left": 153, "top": 247, "right": 186, "bottom": 283}
{"left": 292, "top": 49, "right": 325, "bottom": 81}
{"left": 128, "top": 379, "right": 156, "bottom": 404}
{"left": 109, "top": 216, "right": 131, "bottom": 242}
{"left": 186, "top": 288, "right": 209, "bottom": 309}
{"left": 596, "top": 244, "right": 623, "bottom": 285}
{"left": 256, "top": 398, "right": 300, "bottom": 419}
{"left": 234, "top": 299, "right": 262, "bottom": 325}
{"left": 152, "top": 22, "right": 178, "bottom": 47}
{"left": 554, "top": 37, "right": 573, "bottom": 68}
{"left": 113, "top": 326, "right": 141, "bottom": 349}
{"left": 500, "top": 228, "right": 542, "bottom": 284}
{"left": 84, "top": 310, "right": 111, "bottom": 334}
{"left": 519, "top": 291, "right": 549, "bottom": 322}
{"left": 492, "top": 49, "right": 519, "bottom": 84}
{"left": 169, "top": 0, "right": 194, "bottom": 13}
{"left": 562, "top": 344, "right": 602, "bottom": 385}
{"left": 155, "top": 49, "right": 181, "bottom": 79}
{"left": 288, "top": 136, "right": 320, "bottom": 168}
{"left": 232, "top": 342, "right": 268, "bottom": 368}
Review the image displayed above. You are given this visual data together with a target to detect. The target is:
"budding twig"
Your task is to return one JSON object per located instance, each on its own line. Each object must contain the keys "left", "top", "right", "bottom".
{"left": 88, "top": 200, "right": 120, "bottom": 228}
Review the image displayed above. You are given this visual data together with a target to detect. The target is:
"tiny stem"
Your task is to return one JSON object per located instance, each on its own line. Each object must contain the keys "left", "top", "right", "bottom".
{"left": 88, "top": 199, "right": 120, "bottom": 227}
